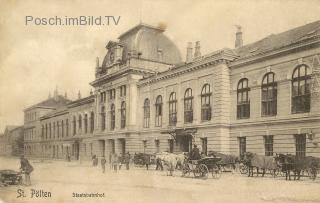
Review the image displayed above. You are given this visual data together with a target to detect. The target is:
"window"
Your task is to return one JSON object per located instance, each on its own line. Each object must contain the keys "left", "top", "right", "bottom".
{"left": 169, "top": 92, "right": 177, "bottom": 126}
{"left": 73, "top": 116, "right": 76, "bottom": 135}
{"left": 155, "top": 140, "right": 160, "bottom": 153}
{"left": 121, "top": 101, "right": 126, "bottom": 128}
{"left": 41, "top": 125, "right": 44, "bottom": 139}
{"left": 239, "top": 137, "right": 246, "bottom": 158}
{"left": 155, "top": 95, "right": 162, "bottom": 127}
{"left": 45, "top": 124, "right": 48, "bottom": 139}
{"left": 101, "top": 106, "right": 106, "bottom": 131}
{"left": 295, "top": 134, "right": 306, "bottom": 157}
{"left": 264, "top": 135, "right": 273, "bottom": 156}
{"left": 201, "top": 84, "right": 212, "bottom": 121}
{"left": 292, "top": 65, "right": 311, "bottom": 113}
{"left": 262, "top": 73, "right": 277, "bottom": 116}
{"left": 110, "top": 104, "right": 115, "bottom": 130}
{"left": 49, "top": 123, "right": 52, "bottom": 138}
{"left": 53, "top": 122, "right": 56, "bottom": 138}
{"left": 66, "top": 119, "right": 69, "bottom": 136}
{"left": 120, "top": 85, "right": 126, "bottom": 97}
{"left": 78, "top": 115, "right": 82, "bottom": 130}
{"left": 57, "top": 121, "right": 60, "bottom": 138}
{"left": 237, "top": 78, "right": 250, "bottom": 119}
{"left": 61, "top": 120, "right": 64, "bottom": 137}
{"left": 90, "top": 112, "right": 94, "bottom": 133}
{"left": 100, "top": 91, "right": 106, "bottom": 103}
{"left": 109, "top": 89, "right": 116, "bottom": 100}
{"left": 84, "top": 114, "right": 88, "bottom": 134}
{"left": 143, "top": 99, "right": 150, "bottom": 128}
{"left": 184, "top": 88, "right": 193, "bottom": 123}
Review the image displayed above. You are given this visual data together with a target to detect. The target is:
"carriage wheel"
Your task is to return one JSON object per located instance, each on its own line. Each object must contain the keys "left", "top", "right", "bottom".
{"left": 182, "top": 164, "right": 191, "bottom": 177}
{"left": 239, "top": 164, "right": 248, "bottom": 174}
{"left": 211, "top": 166, "right": 222, "bottom": 179}
{"left": 198, "top": 164, "right": 209, "bottom": 179}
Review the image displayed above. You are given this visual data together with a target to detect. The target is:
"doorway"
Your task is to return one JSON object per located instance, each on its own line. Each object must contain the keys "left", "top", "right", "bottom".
{"left": 119, "top": 139, "right": 126, "bottom": 154}
{"left": 98, "top": 140, "right": 106, "bottom": 157}
{"left": 178, "top": 135, "right": 192, "bottom": 153}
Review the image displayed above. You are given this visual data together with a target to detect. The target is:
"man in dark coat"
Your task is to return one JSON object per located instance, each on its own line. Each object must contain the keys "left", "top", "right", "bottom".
{"left": 20, "top": 156, "right": 33, "bottom": 186}
{"left": 190, "top": 145, "right": 201, "bottom": 160}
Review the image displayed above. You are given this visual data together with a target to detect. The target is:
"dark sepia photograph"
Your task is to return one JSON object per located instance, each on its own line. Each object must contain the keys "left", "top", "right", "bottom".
{"left": 0, "top": 0, "right": 319, "bottom": 202}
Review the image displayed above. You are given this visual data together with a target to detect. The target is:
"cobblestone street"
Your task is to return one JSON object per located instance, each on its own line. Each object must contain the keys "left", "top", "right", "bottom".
{"left": 0, "top": 156, "right": 319, "bottom": 203}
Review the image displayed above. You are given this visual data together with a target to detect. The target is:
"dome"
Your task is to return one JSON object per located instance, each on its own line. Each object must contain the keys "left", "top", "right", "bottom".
{"left": 101, "top": 23, "right": 182, "bottom": 68}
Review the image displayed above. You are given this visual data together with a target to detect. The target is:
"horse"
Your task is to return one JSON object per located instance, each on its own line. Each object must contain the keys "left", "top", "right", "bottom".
{"left": 275, "top": 153, "right": 320, "bottom": 180}
{"left": 208, "top": 151, "right": 240, "bottom": 172}
{"left": 155, "top": 152, "right": 188, "bottom": 176}
{"left": 243, "top": 152, "right": 278, "bottom": 177}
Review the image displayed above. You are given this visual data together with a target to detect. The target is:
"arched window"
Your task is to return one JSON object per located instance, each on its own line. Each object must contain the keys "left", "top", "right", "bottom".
{"left": 45, "top": 124, "right": 48, "bottom": 139}
{"left": 90, "top": 112, "right": 94, "bottom": 133}
{"left": 169, "top": 92, "right": 177, "bottom": 126}
{"left": 237, "top": 78, "right": 250, "bottom": 119}
{"left": 84, "top": 114, "right": 88, "bottom": 134}
{"left": 121, "top": 101, "right": 126, "bottom": 128}
{"left": 143, "top": 99, "right": 150, "bottom": 128}
{"left": 201, "top": 84, "right": 212, "bottom": 121}
{"left": 184, "top": 88, "right": 193, "bottom": 123}
{"left": 262, "top": 72, "right": 277, "bottom": 116}
{"left": 292, "top": 65, "right": 311, "bottom": 113}
{"left": 101, "top": 106, "right": 106, "bottom": 131}
{"left": 155, "top": 95, "right": 162, "bottom": 127}
{"left": 78, "top": 115, "right": 82, "bottom": 130}
{"left": 110, "top": 104, "right": 115, "bottom": 130}
{"left": 72, "top": 116, "right": 76, "bottom": 135}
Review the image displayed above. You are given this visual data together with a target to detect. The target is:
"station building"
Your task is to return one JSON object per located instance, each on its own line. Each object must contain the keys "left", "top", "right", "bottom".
{"left": 24, "top": 21, "right": 320, "bottom": 160}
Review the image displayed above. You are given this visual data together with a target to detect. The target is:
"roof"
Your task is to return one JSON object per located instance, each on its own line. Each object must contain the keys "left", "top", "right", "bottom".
{"left": 25, "top": 95, "right": 72, "bottom": 111}
{"left": 234, "top": 20, "right": 320, "bottom": 60}
{"left": 118, "top": 23, "right": 165, "bottom": 39}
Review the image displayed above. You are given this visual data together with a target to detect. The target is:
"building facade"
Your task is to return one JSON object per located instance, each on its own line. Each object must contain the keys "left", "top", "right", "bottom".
{"left": 0, "top": 126, "right": 24, "bottom": 156}
{"left": 23, "top": 21, "right": 320, "bottom": 160}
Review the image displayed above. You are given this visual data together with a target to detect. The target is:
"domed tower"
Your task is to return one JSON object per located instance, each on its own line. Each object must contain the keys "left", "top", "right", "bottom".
{"left": 97, "top": 23, "right": 182, "bottom": 77}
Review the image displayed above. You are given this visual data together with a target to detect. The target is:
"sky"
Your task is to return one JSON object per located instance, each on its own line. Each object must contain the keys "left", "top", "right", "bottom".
{"left": 0, "top": 0, "right": 319, "bottom": 133}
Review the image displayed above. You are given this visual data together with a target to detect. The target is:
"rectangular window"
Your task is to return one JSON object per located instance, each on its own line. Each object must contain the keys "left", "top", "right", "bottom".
{"left": 295, "top": 134, "right": 306, "bottom": 157}
{"left": 120, "top": 85, "right": 126, "bottom": 97}
{"left": 109, "top": 89, "right": 116, "bottom": 100}
{"left": 264, "top": 135, "right": 273, "bottom": 156}
{"left": 261, "top": 88, "right": 277, "bottom": 116}
{"left": 239, "top": 137, "right": 246, "bottom": 158}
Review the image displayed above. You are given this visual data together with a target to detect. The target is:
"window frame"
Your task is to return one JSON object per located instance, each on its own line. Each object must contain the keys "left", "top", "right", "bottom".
{"left": 120, "top": 101, "right": 126, "bottom": 129}
{"left": 291, "top": 65, "right": 311, "bottom": 114}
{"left": 201, "top": 84, "right": 212, "bottom": 121}
{"left": 184, "top": 88, "right": 193, "bottom": 123}
{"left": 237, "top": 78, "right": 250, "bottom": 119}
{"left": 261, "top": 72, "right": 277, "bottom": 116}
{"left": 143, "top": 98, "right": 150, "bottom": 128}
{"left": 155, "top": 95, "right": 163, "bottom": 127}
{"left": 169, "top": 92, "right": 177, "bottom": 126}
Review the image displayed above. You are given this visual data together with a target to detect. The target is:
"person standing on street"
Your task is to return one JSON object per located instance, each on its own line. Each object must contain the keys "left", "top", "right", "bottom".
{"left": 20, "top": 155, "right": 34, "bottom": 186}
{"left": 124, "top": 152, "right": 130, "bottom": 170}
{"left": 101, "top": 156, "right": 107, "bottom": 173}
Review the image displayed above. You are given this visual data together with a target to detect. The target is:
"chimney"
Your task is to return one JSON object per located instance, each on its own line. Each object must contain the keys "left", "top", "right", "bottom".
{"left": 235, "top": 25, "right": 243, "bottom": 48}
{"left": 90, "top": 89, "right": 93, "bottom": 95}
{"left": 78, "top": 91, "right": 81, "bottom": 99}
{"left": 194, "top": 41, "right": 201, "bottom": 58}
{"left": 186, "top": 42, "right": 193, "bottom": 63}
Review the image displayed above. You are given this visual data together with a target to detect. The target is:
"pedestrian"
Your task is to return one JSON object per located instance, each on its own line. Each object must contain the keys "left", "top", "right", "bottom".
{"left": 124, "top": 152, "right": 130, "bottom": 170}
{"left": 112, "top": 153, "right": 118, "bottom": 172}
{"left": 101, "top": 156, "right": 107, "bottom": 173}
{"left": 20, "top": 155, "right": 34, "bottom": 186}
{"left": 144, "top": 154, "right": 151, "bottom": 170}
{"left": 118, "top": 153, "right": 123, "bottom": 170}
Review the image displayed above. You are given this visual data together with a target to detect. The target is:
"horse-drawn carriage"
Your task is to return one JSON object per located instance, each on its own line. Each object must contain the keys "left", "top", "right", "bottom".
{"left": 182, "top": 157, "right": 222, "bottom": 179}
{"left": 133, "top": 153, "right": 156, "bottom": 167}
{"left": 0, "top": 170, "right": 22, "bottom": 186}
